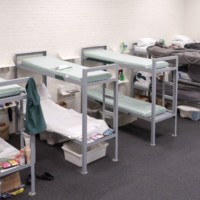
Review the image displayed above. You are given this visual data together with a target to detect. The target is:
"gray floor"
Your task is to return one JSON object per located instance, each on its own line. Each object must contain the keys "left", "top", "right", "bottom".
{"left": 8, "top": 116, "right": 200, "bottom": 200}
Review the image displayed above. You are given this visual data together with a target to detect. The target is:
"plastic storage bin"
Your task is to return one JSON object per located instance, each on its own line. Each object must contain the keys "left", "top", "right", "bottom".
{"left": 62, "top": 141, "right": 109, "bottom": 167}
{"left": 178, "top": 105, "right": 200, "bottom": 121}
{"left": 87, "top": 101, "right": 101, "bottom": 119}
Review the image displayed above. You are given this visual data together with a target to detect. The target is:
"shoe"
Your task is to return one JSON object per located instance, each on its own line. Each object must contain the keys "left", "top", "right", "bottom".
{"left": 36, "top": 172, "right": 54, "bottom": 181}
{"left": 26, "top": 174, "right": 32, "bottom": 185}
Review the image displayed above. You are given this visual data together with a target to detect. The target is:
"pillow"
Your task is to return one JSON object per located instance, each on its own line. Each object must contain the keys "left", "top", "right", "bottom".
{"left": 173, "top": 35, "right": 193, "bottom": 43}
{"left": 37, "top": 83, "right": 52, "bottom": 100}
{"left": 137, "top": 38, "right": 156, "bottom": 47}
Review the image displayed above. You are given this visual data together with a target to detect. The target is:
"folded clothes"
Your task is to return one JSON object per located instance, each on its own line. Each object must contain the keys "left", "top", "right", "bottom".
{"left": 103, "top": 129, "right": 114, "bottom": 136}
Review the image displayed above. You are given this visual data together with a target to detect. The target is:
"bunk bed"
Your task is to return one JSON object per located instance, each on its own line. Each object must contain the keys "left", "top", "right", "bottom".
{"left": 147, "top": 44, "right": 200, "bottom": 106}
{"left": 0, "top": 77, "right": 36, "bottom": 196}
{"left": 15, "top": 51, "right": 119, "bottom": 175}
{"left": 81, "top": 46, "right": 178, "bottom": 146}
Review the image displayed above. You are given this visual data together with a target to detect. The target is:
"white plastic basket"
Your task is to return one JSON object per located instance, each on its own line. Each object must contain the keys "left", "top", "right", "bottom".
{"left": 62, "top": 141, "right": 109, "bottom": 167}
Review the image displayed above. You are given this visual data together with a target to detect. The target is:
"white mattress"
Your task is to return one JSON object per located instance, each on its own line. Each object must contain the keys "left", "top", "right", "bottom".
{"left": 40, "top": 98, "right": 109, "bottom": 139}
{"left": 0, "top": 138, "right": 19, "bottom": 160}
{"left": 21, "top": 56, "right": 112, "bottom": 83}
{"left": 84, "top": 49, "right": 169, "bottom": 70}
{"left": 87, "top": 88, "right": 166, "bottom": 118}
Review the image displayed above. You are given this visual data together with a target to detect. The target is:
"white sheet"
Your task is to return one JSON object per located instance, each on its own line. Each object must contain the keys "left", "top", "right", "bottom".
{"left": 40, "top": 99, "right": 109, "bottom": 139}
{"left": 0, "top": 138, "right": 19, "bottom": 160}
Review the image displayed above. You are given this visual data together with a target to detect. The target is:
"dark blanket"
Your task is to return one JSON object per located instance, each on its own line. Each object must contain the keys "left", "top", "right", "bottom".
{"left": 147, "top": 45, "right": 200, "bottom": 82}
{"left": 150, "top": 80, "right": 200, "bottom": 103}
{"left": 184, "top": 43, "right": 200, "bottom": 50}
{"left": 147, "top": 45, "right": 200, "bottom": 65}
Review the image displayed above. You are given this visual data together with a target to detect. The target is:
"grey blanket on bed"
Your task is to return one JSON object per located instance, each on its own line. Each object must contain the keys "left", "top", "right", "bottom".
{"left": 147, "top": 45, "right": 200, "bottom": 65}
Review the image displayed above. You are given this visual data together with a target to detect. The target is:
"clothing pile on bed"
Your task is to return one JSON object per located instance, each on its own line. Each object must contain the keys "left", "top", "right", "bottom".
{"left": 171, "top": 35, "right": 195, "bottom": 48}
{"left": 147, "top": 43, "right": 200, "bottom": 65}
{"left": 133, "top": 71, "right": 152, "bottom": 90}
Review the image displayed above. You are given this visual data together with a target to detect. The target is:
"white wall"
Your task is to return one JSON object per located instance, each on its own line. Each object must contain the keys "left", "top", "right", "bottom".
{"left": 185, "top": 0, "right": 200, "bottom": 40}
{"left": 0, "top": 0, "right": 185, "bottom": 64}
{"left": 0, "top": 0, "right": 186, "bottom": 113}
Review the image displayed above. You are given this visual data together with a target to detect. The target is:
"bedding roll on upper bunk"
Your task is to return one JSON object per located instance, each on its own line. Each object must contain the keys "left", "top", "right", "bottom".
{"left": 20, "top": 56, "right": 112, "bottom": 82}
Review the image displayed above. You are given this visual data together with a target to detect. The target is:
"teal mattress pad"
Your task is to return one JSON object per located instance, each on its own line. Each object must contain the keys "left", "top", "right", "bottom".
{"left": 84, "top": 49, "right": 169, "bottom": 69}
{"left": 21, "top": 56, "right": 112, "bottom": 82}
{"left": 0, "top": 78, "right": 22, "bottom": 98}
{"left": 87, "top": 88, "right": 166, "bottom": 118}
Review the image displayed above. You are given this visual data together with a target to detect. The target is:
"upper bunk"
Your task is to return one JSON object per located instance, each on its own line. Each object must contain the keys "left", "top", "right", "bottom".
{"left": 81, "top": 46, "right": 177, "bottom": 74}
{"left": 15, "top": 51, "right": 118, "bottom": 87}
{"left": 0, "top": 77, "right": 29, "bottom": 104}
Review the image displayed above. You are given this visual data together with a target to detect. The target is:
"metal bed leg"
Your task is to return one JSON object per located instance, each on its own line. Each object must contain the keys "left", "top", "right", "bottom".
{"left": 172, "top": 65, "right": 178, "bottom": 137}
{"left": 112, "top": 138, "right": 118, "bottom": 162}
{"left": 81, "top": 70, "right": 88, "bottom": 175}
{"left": 81, "top": 141, "right": 88, "bottom": 174}
{"left": 150, "top": 59, "right": 157, "bottom": 146}
{"left": 150, "top": 122, "right": 156, "bottom": 146}
{"left": 29, "top": 134, "right": 36, "bottom": 196}
{"left": 172, "top": 115, "right": 177, "bottom": 137}
{"left": 112, "top": 77, "right": 118, "bottom": 162}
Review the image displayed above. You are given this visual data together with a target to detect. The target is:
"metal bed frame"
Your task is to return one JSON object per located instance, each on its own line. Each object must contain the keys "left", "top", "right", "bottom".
{"left": 14, "top": 51, "right": 119, "bottom": 175}
{"left": 0, "top": 77, "right": 36, "bottom": 196}
{"left": 81, "top": 46, "right": 179, "bottom": 146}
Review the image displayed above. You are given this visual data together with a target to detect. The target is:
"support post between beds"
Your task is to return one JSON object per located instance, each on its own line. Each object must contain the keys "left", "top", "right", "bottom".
{"left": 81, "top": 69, "right": 88, "bottom": 174}
{"left": 112, "top": 67, "right": 119, "bottom": 161}
{"left": 150, "top": 60, "right": 157, "bottom": 146}
{"left": 172, "top": 58, "right": 179, "bottom": 137}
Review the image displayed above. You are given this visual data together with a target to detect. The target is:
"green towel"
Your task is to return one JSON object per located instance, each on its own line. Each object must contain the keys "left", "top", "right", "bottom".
{"left": 25, "top": 77, "right": 46, "bottom": 134}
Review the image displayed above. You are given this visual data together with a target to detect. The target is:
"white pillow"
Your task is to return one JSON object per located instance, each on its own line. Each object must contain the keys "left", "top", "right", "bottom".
{"left": 37, "top": 83, "right": 52, "bottom": 100}
{"left": 137, "top": 38, "right": 156, "bottom": 47}
{"left": 173, "top": 35, "right": 193, "bottom": 43}
{"left": 171, "top": 40, "right": 187, "bottom": 48}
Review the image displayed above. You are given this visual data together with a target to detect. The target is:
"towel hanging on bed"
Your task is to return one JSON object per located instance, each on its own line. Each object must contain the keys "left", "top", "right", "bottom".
{"left": 25, "top": 77, "right": 46, "bottom": 134}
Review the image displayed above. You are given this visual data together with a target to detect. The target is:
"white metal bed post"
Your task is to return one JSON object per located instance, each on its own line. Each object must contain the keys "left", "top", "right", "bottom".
{"left": 81, "top": 69, "right": 88, "bottom": 174}
{"left": 14, "top": 52, "right": 39, "bottom": 195}
{"left": 113, "top": 66, "right": 119, "bottom": 162}
{"left": 150, "top": 59, "right": 157, "bottom": 146}
{"left": 29, "top": 134, "right": 36, "bottom": 195}
{"left": 172, "top": 57, "right": 178, "bottom": 137}
{"left": 19, "top": 96, "right": 36, "bottom": 196}
{"left": 102, "top": 84, "right": 106, "bottom": 121}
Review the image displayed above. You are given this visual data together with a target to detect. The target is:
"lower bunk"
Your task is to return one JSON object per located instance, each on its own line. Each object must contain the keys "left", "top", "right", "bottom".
{"left": 87, "top": 87, "right": 177, "bottom": 146}
{"left": 37, "top": 83, "right": 113, "bottom": 142}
